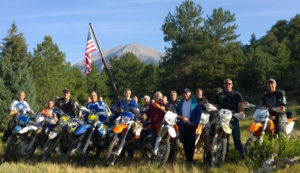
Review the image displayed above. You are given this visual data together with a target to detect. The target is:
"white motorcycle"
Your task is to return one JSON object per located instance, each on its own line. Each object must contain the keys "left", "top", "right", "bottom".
{"left": 151, "top": 110, "right": 179, "bottom": 166}
{"left": 12, "top": 111, "right": 57, "bottom": 161}
{"left": 203, "top": 103, "right": 245, "bottom": 167}
{"left": 242, "top": 102, "right": 298, "bottom": 155}
{"left": 195, "top": 112, "right": 210, "bottom": 153}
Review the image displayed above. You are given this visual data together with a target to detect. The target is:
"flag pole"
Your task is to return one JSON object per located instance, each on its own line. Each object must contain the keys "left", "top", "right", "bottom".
{"left": 89, "top": 23, "right": 119, "bottom": 100}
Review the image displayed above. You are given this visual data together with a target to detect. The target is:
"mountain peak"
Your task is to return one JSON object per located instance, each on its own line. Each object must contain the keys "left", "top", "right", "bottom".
{"left": 73, "top": 43, "right": 165, "bottom": 72}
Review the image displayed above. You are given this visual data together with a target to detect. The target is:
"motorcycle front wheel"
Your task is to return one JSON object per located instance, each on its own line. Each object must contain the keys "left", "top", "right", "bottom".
{"left": 105, "top": 136, "right": 121, "bottom": 166}
{"left": 13, "top": 136, "right": 36, "bottom": 161}
{"left": 3, "top": 135, "right": 17, "bottom": 161}
{"left": 211, "top": 135, "right": 227, "bottom": 167}
{"left": 288, "top": 131, "right": 298, "bottom": 140}
{"left": 151, "top": 139, "right": 170, "bottom": 166}
{"left": 244, "top": 138, "right": 253, "bottom": 156}
{"left": 38, "top": 138, "right": 56, "bottom": 162}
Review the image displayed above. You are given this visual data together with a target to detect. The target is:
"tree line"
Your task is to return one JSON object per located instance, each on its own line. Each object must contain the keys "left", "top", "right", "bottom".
{"left": 0, "top": 0, "right": 299, "bottom": 130}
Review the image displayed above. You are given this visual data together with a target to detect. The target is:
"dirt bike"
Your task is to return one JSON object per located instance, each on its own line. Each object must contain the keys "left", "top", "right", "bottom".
{"left": 12, "top": 111, "right": 57, "bottom": 161}
{"left": 4, "top": 109, "right": 34, "bottom": 161}
{"left": 105, "top": 110, "right": 149, "bottom": 166}
{"left": 150, "top": 103, "right": 183, "bottom": 166}
{"left": 242, "top": 102, "right": 298, "bottom": 155}
{"left": 202, "top": 103, "right": 245, "bottom": 167}
{"left": 67, "top": 107, "right": 115, "bottom": 165}
{"left": 38, "top": 109, "right": 79, "bottom": 162}
{"left": 195, "top": 112, "right": 210, "bottom": 153}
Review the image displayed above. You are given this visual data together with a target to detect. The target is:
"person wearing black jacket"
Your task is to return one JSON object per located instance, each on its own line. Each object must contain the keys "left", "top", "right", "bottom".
{"left": 168, "top": 90, "right": 179, "bottom": 112}
{"left": 214, "top": 79, "right": 244, "bottom": 156}
{"left": 54, "top": 88, "right": 80, "bottom": 119}
{"left": 167, "top": 90, "right": 180, "bottom": 161}
{"left": 195, "top": 88, "right": 208, "bottom": 112}
{"left": 260, "top": 78, "right": 288, "bottom": 136}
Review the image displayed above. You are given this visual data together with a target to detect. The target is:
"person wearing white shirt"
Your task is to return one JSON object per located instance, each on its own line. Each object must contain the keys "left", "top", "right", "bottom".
{"left": 2, "top": 91, "right": 33, "bottom": 142}
{"left": 176, "top": 88, "right": 202, "bottom": 162}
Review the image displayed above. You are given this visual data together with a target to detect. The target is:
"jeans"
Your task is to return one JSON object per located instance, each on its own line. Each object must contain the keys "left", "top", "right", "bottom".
{"left": 227, "top": 120, "right": 243, "bottom": 155}
{"left": 180, "top": 124, "right": 196, "bottom": 161}
{"left": 151, "top": 131, "right": 158, "bottom": 148}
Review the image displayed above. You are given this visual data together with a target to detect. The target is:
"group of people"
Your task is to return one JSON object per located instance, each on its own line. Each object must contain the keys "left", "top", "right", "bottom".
{"left": 2, "top": 77, "right": 289, "bottom": 163}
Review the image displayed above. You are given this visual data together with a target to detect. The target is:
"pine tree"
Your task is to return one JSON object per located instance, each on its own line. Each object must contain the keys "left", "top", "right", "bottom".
{"left": 109, "top": 52, "right": 145, "bottom": 97}
{"left": 31, "top": 35, "right": 70, "bottom": 107}
{"left": 0, "top": 22, "right": 36, "bottom": 130}
{"left": 86, "top": 61, "right": 109, "bottom": 97}
{"left": 65, "top": 67, "right": 88, "bottom": 105}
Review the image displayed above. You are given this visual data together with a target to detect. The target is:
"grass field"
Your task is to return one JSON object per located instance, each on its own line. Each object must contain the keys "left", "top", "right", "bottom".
{"left": 0, "top": 115, "right": 300, "bottom": 173}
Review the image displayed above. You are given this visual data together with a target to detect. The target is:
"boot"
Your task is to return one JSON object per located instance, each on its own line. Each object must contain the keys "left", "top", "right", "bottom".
{"left": 2, "top": 129, "right": 12, "bottom": 142}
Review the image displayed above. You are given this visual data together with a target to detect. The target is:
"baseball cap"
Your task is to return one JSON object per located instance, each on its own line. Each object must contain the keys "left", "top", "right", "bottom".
{"left": 183, "top": 88, "right": 191, "bottom": 93}
{"left": 267, "top": 78, "right": 276, "bottom": 83}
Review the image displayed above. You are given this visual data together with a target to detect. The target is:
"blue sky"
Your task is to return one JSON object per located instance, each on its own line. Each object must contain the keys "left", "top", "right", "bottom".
{"left": 1, "top": 0, "right": 299, "bottom": 65}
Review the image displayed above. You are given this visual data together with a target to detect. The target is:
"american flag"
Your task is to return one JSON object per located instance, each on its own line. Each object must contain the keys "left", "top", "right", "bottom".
{"left": 84, "top": 29, "right": 97, "bottom": 76}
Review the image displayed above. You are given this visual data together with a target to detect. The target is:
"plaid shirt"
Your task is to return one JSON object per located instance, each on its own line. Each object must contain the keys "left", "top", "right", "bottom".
{"left": 146, "top": 101, "right": 169, "bottom": 132}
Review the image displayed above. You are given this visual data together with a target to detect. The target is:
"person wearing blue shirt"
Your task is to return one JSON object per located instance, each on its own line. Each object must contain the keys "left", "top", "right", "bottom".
{"left": 83, "top": 91, "right": 108, "bottom": 122}
{"left": 70, "top": 91, "right": 109, "bottom": 159}
{"left": 109, "top": 88, "right": 139, "bottom": 159}
{"left": 109, "top": 88, "right": 139, "bottom": 121}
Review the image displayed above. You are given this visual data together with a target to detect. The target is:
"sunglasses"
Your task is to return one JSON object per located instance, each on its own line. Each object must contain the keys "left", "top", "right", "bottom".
{"left": 224, "top": 83, "right": 232, "bottom": 85}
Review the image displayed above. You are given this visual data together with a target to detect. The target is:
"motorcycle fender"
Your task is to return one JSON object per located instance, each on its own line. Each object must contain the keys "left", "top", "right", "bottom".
{"left": 48, "top": 131, "right": 58, "bottom": 139}
{"left": 75, "top": 125, "right": 89, "bottom": 135}
{"left": 195, "top": 125, "right": 203, "bottom": 135}
{"left": 157, "top": 125, "right": 168, "bottom": 136}
{"left": 222, "top": 124, "right": 232, "bottom": 134}
{"left": 248, "top": 122, "right": 262, "bottom": 132}
{"left": 153, "top": 136, "right": 162, "bottom": 155}
{"left": 98, "top": 124, "right": 108, "bottom": 137}
{"left": 285, "top": 121, "right": 294, "bottom": 135}
{"left": 268, "top": 120, "right": 275, "bottom": 130}
{"left": 166, "top": 125, "right": 176, "bottom": 138}
{"left": 113, "top": 123, "right": 127, "bottom": 134}
{"left": 19, "top": 126, "right": 38, "bottom": 134}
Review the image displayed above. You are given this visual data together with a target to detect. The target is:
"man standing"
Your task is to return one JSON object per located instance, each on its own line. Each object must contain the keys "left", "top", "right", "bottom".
{"left": 177, "top": 88, "right": 202, "bottom": 162}
{"left": 195, "top": 88, "right": 208, "bottom": 111}
{"left": 260, "top": 78, "right": 288, "bottom": 136}
{"left": 168, "top": 91, "right": 180, "bottom": 112}
{"left": 55, "top": 88, "right": 80, "bottom": 119}
{"left": 140, "top": 95, "right": 151, "bottom": 115}
{"left": 2, "top": 91, "right": 33, "bottom": 142}
{"left": 215, "top": 79, "right": 244, "bottom": 156}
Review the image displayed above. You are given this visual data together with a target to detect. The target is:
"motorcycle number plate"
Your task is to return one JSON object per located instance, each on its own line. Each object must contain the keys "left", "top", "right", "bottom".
{"left": 88, "top": 114, "right": 98, "bottom": 121}
{"left": 61, "top": 115, "right": 69, "bottom": 122}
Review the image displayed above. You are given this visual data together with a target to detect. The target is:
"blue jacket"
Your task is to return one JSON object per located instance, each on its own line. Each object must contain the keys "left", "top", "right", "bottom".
{"left": 109, "top": 99, "right": 139, "bottom": 122}
{"left": 83, "top": 101, "right": 107, "bottom": 122}
{"left": 176, "top": 97, "right": 202, "bottom": 131}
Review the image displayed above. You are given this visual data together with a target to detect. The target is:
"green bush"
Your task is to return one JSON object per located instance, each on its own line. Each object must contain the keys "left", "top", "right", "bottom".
{"left": 246, "top": 134, "right": 300, "bottom": 169}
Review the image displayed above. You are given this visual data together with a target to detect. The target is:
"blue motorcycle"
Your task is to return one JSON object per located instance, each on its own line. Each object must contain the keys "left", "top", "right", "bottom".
{"left": 67, "top": 107, "right": 115, "bottom": 165}
{"left": 38, "top": 108, "right": 79, "bottom": 162}
{"left": 3, "top": 109, "right": 33, "bottom": 161}
{"left": 11, "top": 111, "right": 57, "bottom": 161}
